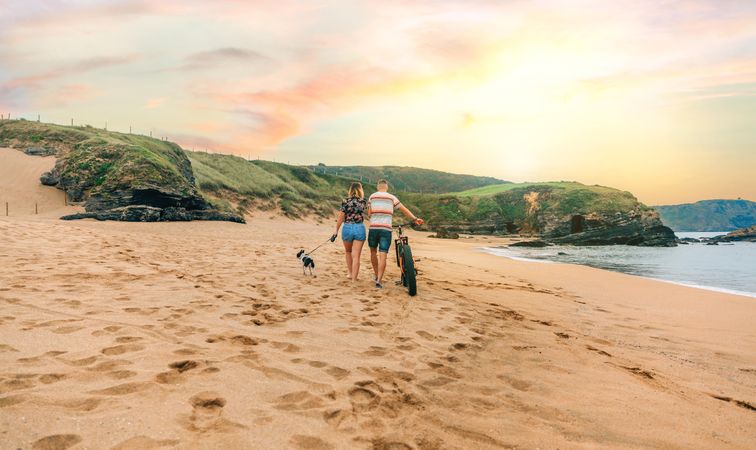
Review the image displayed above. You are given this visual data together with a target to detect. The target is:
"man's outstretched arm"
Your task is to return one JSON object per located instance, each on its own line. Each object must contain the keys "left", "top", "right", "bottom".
{"left": 397, "top": 205, "right": 422, "bottom": 224}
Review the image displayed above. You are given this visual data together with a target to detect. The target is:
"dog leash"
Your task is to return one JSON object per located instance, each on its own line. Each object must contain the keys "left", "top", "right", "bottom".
{"left": 306, "top": 237, "right": 332, "bottom": 255}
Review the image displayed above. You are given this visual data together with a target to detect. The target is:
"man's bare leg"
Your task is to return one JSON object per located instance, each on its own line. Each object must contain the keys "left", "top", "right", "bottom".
{"left": 376, "top": 251, "right": 388, "bottom": 286}
{"left": 370, "top": 247, "right": 379, "bottom": 280}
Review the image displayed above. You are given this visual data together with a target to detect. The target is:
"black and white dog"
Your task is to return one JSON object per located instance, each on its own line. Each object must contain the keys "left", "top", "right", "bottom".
{"left": 296, "top": 250, "right": 316, "bottom": 276}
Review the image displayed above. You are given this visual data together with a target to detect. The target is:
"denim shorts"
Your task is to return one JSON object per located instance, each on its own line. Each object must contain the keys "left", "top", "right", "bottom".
{"left": 368, "top": 228, "right": 393, "bottom": 253}
{"left": 342, "top": 222, "right": 366, "bottom": 242}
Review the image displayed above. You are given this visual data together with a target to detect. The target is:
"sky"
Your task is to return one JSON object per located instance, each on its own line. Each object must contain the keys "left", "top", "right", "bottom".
{"left": 1, "top": 0, "right": 755, "bottom": 205}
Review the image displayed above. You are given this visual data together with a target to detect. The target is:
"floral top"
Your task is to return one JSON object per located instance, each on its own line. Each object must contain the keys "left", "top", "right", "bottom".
{"left": 340, "top": 196, "right": 366, "bottom": 224}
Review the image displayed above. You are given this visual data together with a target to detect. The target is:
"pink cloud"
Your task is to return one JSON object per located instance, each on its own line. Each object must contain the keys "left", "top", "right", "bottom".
{"left": 43, "top": 84, "right": 102, "bottom": 108}
{"left": 180, "top": 47, "right": 268, "bottom": 71}
{"left": 144, "top": 97, "right": 167, "bottom": 109}
{"left": 5, "top": 55, "right": 140, "bottom": 89}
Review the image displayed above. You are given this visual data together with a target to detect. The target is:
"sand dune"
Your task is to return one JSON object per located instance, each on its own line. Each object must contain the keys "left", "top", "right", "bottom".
{"left": 0, "top": 147, "right": 79, "bottom": 217}
{"left": 0, "top": 152, "right": 754, "bottom": 448}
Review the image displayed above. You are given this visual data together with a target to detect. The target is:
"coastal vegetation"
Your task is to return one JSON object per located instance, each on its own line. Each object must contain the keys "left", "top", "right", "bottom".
{"left": 308, "top": 164, "right": 506, "bottom": 193}
{"left": 0, "top": 120, "right": 674, "bottom": 245}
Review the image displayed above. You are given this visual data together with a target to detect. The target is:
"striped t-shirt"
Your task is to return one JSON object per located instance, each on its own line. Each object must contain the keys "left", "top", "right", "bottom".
{"left": 368, "top": 191, "right": 401, "bottom": 230}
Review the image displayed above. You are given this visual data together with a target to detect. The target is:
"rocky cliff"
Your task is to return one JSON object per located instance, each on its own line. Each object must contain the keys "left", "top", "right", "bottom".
{"left": 404, "top": 183, "right": 676, "bottom": 246}
{"left": 0, "top": 120, "right": 244, "bottom": 223}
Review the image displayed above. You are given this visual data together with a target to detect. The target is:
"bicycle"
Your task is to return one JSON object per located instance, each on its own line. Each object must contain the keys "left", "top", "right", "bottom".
{"left": 393, "top": 220, "right": 422, "bottom": 296}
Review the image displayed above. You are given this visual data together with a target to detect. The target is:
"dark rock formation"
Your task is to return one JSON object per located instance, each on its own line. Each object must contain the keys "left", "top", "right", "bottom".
{"left": 510, "top": 240, "right": 549, "bottom": 247}
{"left": 61, "top": 206, "right": 245, "bottom": 223}
{"left": 430, "top": 229, "right": 460, "bottom": 239}
{"left": 708, "top": 225, "right": 756, "bottom": 243}
{"left": 544, "top": 209, "right": 676, "bottom": 247}
{"left": 24, "top": 146, "right": 55, "bottom": 156}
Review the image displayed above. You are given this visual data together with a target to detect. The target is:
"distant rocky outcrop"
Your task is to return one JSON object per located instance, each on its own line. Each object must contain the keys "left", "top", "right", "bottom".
{"left": 0, "top": 121, "right": 244, "bottom": 223}
{"left": 674, "top": 226, "right": 755, "bottom": 245}
{"left": 706, "top": 226, "right": 756, "bottom": 243}
{"left": 655, "top": 199, "right": 755, "bottom": 231}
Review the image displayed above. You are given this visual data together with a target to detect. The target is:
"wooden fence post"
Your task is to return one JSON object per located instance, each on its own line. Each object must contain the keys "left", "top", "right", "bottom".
{"left": 35, "top": 203, "right": 38, "bottom": 214}
{"left": 5, "top": 202, "right": 8, "bottom": 216}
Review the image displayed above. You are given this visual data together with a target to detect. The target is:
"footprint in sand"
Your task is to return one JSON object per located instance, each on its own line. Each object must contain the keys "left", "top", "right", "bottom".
{"left": 416, "top": 330, "right": 436, "bottom": 341}
{"left": 90, "top": 382, "right": 150, "bottom": 396}
{"left": 274, "top": 391, "right": 324, "bottom": 411}
{"left": 155, "top": 360, "right": 202, "bottom": 384}
{"left": 325, "top": 366, "right": 350, "bottom": 380}
{"left": 181, "top": 391, "right": 243, "bottom": 433}
{"left": 0, "top": 394, "right": 29, "bottom": 408}
{"left": 348, "top": 384, "right": 380, "bottom": 412}
{"left": 110, "top": 436, "right": 180, "bottom": 450}
{"left": 101, "top": 344, "right": 145, "bottom": 355}
{"left": 290, "top": 435, "right": 334, "bottom": 450}
{"left": 31, "top": 434, "right": 82, "bottom": 450}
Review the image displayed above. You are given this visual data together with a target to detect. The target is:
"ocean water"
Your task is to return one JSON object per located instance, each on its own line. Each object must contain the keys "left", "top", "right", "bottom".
{"left": 482, "top": 232, "right": 756, "bottom": 298}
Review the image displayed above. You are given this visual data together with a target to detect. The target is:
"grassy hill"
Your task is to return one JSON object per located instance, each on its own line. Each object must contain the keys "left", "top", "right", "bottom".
{"left": 0, "top": 120, "right": 237, "bottom": 221}
{"left": 308, "top": 164, "right": 506, "bottom": 193}
{"left": 0, "top": 120, "right": 674, "bottom": 244}
{"left": 188, "top": 152, "right": 359, "bottom": 217}
{"left": 402, "top": 182, "right": 648, "bottom": 232}
{"left": 654, "top": 199, "right": 756, "bottom": 231}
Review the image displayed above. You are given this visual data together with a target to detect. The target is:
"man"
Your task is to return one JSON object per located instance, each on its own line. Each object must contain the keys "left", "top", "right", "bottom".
{"left": 367, "top": 179, "right": 422, "bottom": 289}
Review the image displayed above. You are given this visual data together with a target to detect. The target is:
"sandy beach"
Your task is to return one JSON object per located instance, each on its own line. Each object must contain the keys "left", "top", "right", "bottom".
{"left": 1, "top": 149, "right": 755, "bottom": 449}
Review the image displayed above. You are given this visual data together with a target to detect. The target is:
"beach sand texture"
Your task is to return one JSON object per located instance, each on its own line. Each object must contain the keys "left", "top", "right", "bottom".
{"left": 1, "top": 149, "right": 755, "bottom": 449}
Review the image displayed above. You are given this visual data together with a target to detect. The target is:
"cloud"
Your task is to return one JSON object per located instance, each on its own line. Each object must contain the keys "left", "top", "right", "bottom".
{"left": 180, "top": 47, "right": 268, "bottom": 71}
{"left": 44, "top": 84, "right": 102, "bottom": 108}
{"left": 144, "top": 97, "right": 167, "bottom": 109}
{"left": 5, "top": 55, "right": 140, "bottom": 89}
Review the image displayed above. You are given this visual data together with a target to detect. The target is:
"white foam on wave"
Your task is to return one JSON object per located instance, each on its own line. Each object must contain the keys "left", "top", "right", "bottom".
{"left": 480, "top": 246, "right": 756, "bottom": 299}
{"left": 479, "top": 247, "right": 555, "bottom": 264}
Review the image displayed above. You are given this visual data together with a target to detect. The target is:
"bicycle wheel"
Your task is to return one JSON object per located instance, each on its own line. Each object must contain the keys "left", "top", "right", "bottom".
{"left": 401, "top": 245, "right": 417, "bottom": 296}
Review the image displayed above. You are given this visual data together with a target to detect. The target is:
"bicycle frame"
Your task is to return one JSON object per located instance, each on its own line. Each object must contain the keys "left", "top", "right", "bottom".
{"left": 394, "top": 224, "right": 409, "bottom": 267}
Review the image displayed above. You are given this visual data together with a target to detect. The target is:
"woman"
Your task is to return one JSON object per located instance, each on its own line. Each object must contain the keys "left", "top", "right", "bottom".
{"left": 332, "top": 182, "right": 367, "bottom": 282}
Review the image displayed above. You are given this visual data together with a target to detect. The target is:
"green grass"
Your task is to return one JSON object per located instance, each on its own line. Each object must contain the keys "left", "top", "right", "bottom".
{"left": 455, "top": 181, "right": 606, "bottom": 196}
{"left": 309, "top": 164, "right": 506, "bottom": 193}
{"left": 186, "top": 152, "right": 361, "bottom": 218}
{"left": 0, "top": 120, "right": 200, "bottom": 205}
{"left": 0, "top": 120, "right": 656, "bottom": 230}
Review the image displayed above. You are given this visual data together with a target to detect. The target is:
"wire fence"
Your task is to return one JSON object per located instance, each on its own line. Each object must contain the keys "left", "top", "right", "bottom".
{"left": 0, "top": 196, "right": 73, "bottom": 217}
{"left": 0, "top": 113, "right": 183, "bottom": 150}
{"left": 1, "top": 113, "right": 442, "bottom": 192}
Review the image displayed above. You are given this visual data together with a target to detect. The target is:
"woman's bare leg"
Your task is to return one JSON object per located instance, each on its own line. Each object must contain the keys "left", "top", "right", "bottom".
{"left": 350, "top": 240, "right": 364, "bottom": 281}
{"left": 343, "top": 240, "right": 353, "bottom": 278}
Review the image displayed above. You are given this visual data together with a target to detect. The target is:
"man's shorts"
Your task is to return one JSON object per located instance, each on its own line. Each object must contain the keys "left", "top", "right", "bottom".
{"left": 368, "top": 228, "right": 392, "bottom": 253}
{"left": 342, "top": 222, "right": 366, "bottom": 242}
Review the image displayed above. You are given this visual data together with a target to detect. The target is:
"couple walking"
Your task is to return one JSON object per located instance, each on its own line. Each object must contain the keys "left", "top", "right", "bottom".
{"left": 331, "top": 180, "right": 422, "bottom": 288}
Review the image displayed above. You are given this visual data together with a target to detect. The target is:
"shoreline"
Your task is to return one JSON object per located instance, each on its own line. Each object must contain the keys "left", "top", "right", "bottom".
{"left": 480, "top": 245, "right": 756, "bottom": 300}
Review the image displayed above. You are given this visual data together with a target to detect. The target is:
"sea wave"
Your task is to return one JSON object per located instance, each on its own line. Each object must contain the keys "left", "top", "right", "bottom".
{"left": 480, "top": 246, "right": 756, "bottom": 299}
